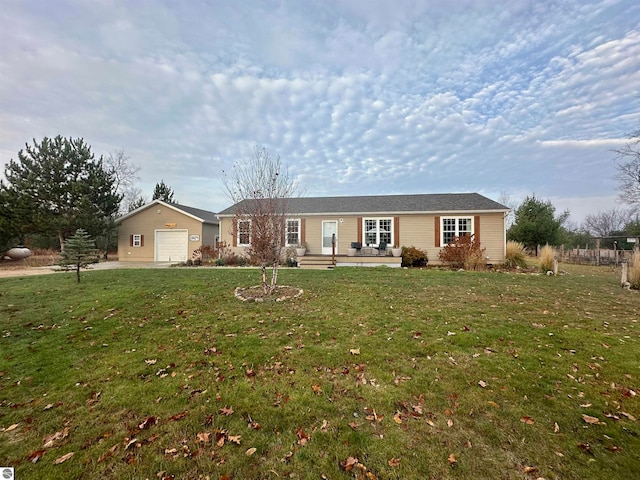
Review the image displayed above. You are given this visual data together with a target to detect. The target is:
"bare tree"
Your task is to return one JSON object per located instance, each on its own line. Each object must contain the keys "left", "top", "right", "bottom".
{"left": 104, "top": 150, "right": 141, "bottom": 214}
{"left": 614, "top": 126, "right": 640, "bottom": 210}
{"left": 498, "top": 191, "right": 517, "bottom": 229}
{"left": 223, "top": 147, "right": 299, "bottom": 295}
{"left": 583, "top": 208, "right": 632, "bottom": 237}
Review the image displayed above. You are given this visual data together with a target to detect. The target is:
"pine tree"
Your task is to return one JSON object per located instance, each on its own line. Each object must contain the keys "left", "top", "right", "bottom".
{"left": 57, "top": 229, "right": 99, "bottom": 283}
{"left": 152, "top": 180, "right": 176, "bottom": 203}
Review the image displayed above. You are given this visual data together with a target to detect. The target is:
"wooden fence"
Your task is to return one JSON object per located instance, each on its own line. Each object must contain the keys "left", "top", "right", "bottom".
{"left": 559, "top": 246, "right": 636, "bottom": 266}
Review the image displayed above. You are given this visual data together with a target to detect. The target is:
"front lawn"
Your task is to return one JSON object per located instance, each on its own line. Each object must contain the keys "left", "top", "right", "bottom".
{"left": 1, "top": 265, "right": 638, "bottom": 479}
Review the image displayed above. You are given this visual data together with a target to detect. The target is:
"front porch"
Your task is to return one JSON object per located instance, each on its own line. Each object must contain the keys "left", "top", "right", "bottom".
{"left": 298, "top": 254, "right": 402, "bottom": 269}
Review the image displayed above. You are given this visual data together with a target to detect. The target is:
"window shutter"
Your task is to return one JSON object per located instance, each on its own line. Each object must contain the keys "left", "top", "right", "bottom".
{"left": 434, "top": 216, "right": 441, "bottom": 247}
{"left": 130, "top": 235, "right": 134, "bottom": 247}
{"left": 474, "top": 216, "right": 481, "bottom": 243}
{"left": 394, "top": 216, "right": 400, "bottom": 247}
{"left": 357, "top": 217, "right": 363, "bottom": 244}
{"left": 140, "top": 235, "right": 144, "bottom": 247}
{"left": 301, "top": 218, "right": 306, "bottom": 243}
{"left": 232, "top": 220, "right": 237, "bottom": 247}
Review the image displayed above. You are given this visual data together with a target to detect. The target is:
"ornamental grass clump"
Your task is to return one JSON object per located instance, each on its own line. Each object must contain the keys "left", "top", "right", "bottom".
{"left": 629, "top": 251, "right": 640, "bottom": 289}
{"left": 504, "top": 241, "right": 528, "bottom": 269}
{"left": 539, "top": 244, "right": 556, "bottom": 273}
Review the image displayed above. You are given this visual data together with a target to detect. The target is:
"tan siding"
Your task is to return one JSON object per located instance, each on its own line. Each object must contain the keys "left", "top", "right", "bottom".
{"left": 476, "top": 213, "right": 505, "bottom": 263}
{"left": 218, "top": 211, "right": 506, "bottom": 264}
{"left": 118, "top": 205, "right": 205, "bottom": 262}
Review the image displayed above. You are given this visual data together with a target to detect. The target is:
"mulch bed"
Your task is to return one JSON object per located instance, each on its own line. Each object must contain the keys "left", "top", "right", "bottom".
{"left": 234, "top": 285, "right": 304, "bottom": 302}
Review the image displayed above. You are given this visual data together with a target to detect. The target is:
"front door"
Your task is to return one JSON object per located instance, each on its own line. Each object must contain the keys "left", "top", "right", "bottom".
{"left": 322, "top": 221, "right": 338, "bottom": 255}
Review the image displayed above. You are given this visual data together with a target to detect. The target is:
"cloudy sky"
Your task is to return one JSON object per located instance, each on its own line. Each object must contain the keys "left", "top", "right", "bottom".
{"left": 1, "top": 0, "right": 639, "bottom": 224}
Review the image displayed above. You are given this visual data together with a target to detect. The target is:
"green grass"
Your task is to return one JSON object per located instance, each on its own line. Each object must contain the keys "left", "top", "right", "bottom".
{"left": 1, "top": 265, "right": 639, "bottom": 479}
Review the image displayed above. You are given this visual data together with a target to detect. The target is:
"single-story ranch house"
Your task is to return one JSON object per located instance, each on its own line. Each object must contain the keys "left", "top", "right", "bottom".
{"left": 117, "top": 200, "right": 219, "bottom": 262}
{"left": 217, "top": 193, "right": 510, "bottom": 267}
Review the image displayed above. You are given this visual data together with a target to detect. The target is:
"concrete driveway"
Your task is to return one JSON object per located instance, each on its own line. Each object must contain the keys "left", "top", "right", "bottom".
{"left": 0, "top": 261, "right": 178, "bottom": 278}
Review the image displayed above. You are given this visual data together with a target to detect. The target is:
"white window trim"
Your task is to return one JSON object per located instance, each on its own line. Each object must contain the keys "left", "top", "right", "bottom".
{"left": 285, "top": 218, "right": 301, "bottom": 246}
{"left": 362, "top": 217, "right": 393, "bottom": 247}
{"left": 441, "top": 216, "right": 474, "bottom": 245}
{"left": 237, "top": 219, "right": 251, "bottom": 246}
{"left": 132, "top": 234, "right": 142, "bottom": 247}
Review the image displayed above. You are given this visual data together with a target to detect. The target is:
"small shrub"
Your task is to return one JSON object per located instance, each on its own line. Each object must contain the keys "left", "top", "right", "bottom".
{"left": 539, "top": 245, "right": 556, "bottom": 273}
{"left": 401, "top": 246, "right": 428, "bottom": 267}
{"left": 193, "top": 244, "right": 216, "bottom": 262}
{"left": 438, "top": 235, "right": 486, "bottom": 269}
{"left": 214, "top": 258, "right": 225, "bottom": 266}
{"left": 504, "top": 241, "right": 528, "bottom": 269}
{"left": 629, "top": 251, "right": 640, "bottom": 289}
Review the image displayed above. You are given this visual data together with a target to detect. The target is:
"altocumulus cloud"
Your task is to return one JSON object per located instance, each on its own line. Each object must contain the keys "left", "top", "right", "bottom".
{"left": 0, "top": 0, "right": 639, "bottom": 222}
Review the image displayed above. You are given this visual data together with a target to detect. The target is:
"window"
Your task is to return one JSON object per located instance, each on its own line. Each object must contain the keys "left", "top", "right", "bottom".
{"left": 442, "top": 217, "right": 472, "bottom": 245}
{"left": 286, "top": 219, "right": 300, "bottom": 246}
{"left": 363, "top": 218, "right": 393, "bottom": 246}
{"left": 130, "top": 234, "right": 143, "bottom": 247}
{"left": 238, "top": 220, "right": 251, "bottom": 246}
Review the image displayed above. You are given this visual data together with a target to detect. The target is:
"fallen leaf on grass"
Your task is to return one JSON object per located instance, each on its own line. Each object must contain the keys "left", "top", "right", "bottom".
{"left": 138, "top": 416, "right": 157, "bottom": 430}
{"left": 43, "top": 427, "right": 70, "bottom": 448}
{"left": 219, "top": 406, "right": 234, "bottom": 416}
{"left": 448, "top": 453, "right": 457, "bottom": 465}
{"left": 478, "top": 380, "right": 488, "bottom": 388}
{"left": 296, "top": 427, "right": 309, "bottom": 446}
{"left": 341, "top": 456, "right": 359, "bottom": 471}
{"left": 520, "top": 416, "right": 535, "bottom": 425}
{"left": 312, "top": 384, "right": 323, "bottom": 395}
{"left": 393, "top": 412, "right": 403, "bottom": 424}
{"left": 388, "top": 457, "right": 401, "bottom": 467}
{"left": 97, "top": 444, "right": 118, "bottom": 463}
{"left": 167, "top": 411, "right": 188, "bottom": 422}
{"left": 447, "top": 419, "right": 454, "bottom": 428}
{"left": 523, "top": 466, "right": 538, "bottom": 473}
{"left": 196, "top": 432, "right": 211, "bottom": 443}
{"left": 349, "top": 348, "right": 360, "bottom": 355}
{"left": 54, "top": 452, "right": 74, "bottom": 464}
{"left": 124, "top": 438, "right": 138, "bottom": 450}
{"left": 606, "top": 445, "right": 623, "bottom": 452}
{"left": 554, "top": 422, "right": 560, "bottom": 433}
{"left": 3, "top": 423, "right": 19, "bottom": 432}
{"left": 578, "top": 443, "right": 594, "bottom": 455}
{"left": 620, "top": 412, "right": 637, "bottom": 421}
{"left": 245, "top": 447, "right": 257, "bottom": 456}
{"left": 582, "top": 414, "right": 604, "bottom": 425}
{"left": 28, "top": 449, "right": 46, "bottom": 463}
{"left": 228, "top": 435, "right": 241, "bottom": 445}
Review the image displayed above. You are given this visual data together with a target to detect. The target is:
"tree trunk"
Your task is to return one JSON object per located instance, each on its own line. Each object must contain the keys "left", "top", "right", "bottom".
{"left": 269, "top": 262, "right": 279, "bottom": 295}
{"left": 76, "top": 264, "right": 81, "bottom": 283}
{"left": 261, "top": 265, "right": 268, "bottom": 295}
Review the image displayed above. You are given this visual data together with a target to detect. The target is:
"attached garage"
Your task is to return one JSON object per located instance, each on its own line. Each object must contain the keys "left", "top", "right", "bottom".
{"left": 155, "top": 229, "right": 188, "bottom": 262}
{"left": 117, "top": 200, "right": 219, "bottom": 262}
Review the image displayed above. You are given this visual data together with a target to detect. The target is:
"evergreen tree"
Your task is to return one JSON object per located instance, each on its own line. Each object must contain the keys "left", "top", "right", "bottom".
{"left": 507, "top": 195, "right": 569, "bottom": 251}
{"left": 1, "top": 136, "right": 122, "bottom": 248}
{"left": 152, "top": 180, "right": 176, "bottom": 203}
{"left": 57, "top": 229, "right": 99, "bottom": 282}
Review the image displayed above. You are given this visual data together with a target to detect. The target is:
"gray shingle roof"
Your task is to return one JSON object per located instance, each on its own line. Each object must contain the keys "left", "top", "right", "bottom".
{"left": 171, "top": 203, "right": 219, "bottom": 224}
{"left": 218, "top": 193, "right": 509, "bottom": 216}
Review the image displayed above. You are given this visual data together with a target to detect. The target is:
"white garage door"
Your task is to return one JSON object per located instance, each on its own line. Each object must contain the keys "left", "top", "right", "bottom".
{"left": 155, "top": 230, "right": 188, "bottom": 262}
